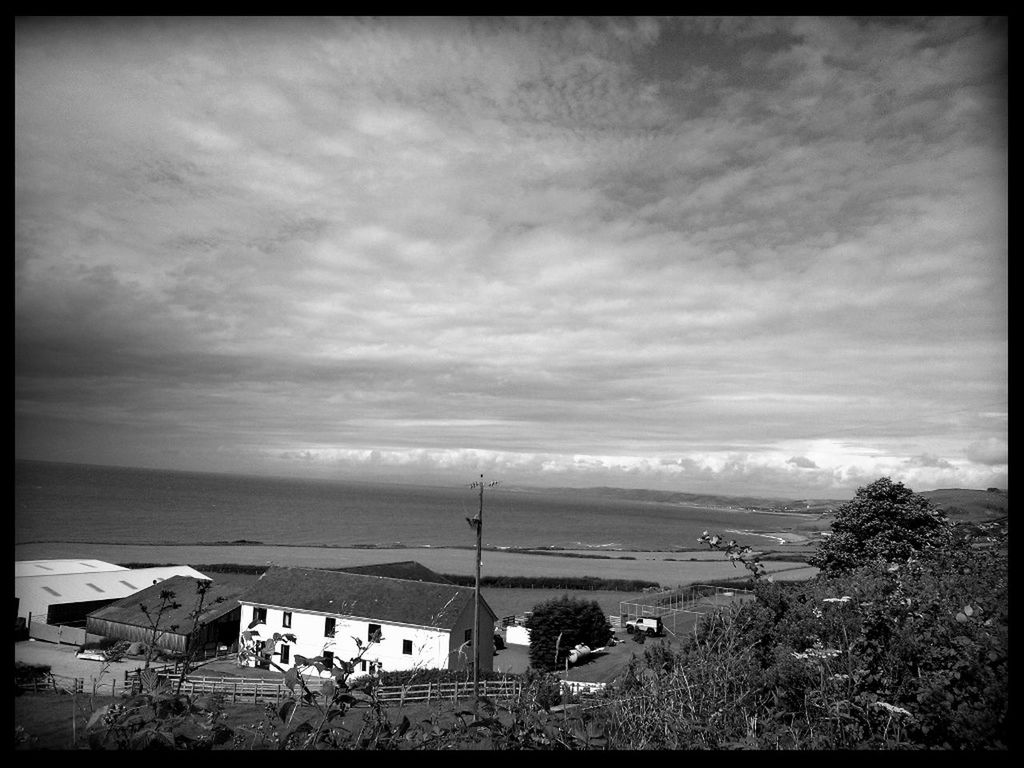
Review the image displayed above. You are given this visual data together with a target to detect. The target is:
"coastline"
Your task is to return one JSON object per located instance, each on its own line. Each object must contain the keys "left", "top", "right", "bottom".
{"left": 14, "top": 541, "right": 819, "bottom": 586}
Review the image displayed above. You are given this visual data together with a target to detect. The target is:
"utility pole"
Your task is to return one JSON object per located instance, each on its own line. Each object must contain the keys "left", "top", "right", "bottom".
{"left": 467, "top": 473, "right": 498, "bottom": 709}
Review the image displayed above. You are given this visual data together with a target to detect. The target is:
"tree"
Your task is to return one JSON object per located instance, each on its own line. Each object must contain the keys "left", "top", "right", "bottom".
{"left": 138, "top": 589, "right": 182, "bottom": 670}
{"left": 809, "top": 477, "right": 953, "bottom": 575}
{"left": 525, "top": 595, "right": 613, "bottom": 672}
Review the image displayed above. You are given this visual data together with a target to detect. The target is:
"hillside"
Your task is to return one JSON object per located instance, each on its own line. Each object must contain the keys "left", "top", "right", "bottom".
{"left": 517, "top": 484, "right": 1007, "bottom": 524}
{"left": 515, "top": 485, "right": 844, "bottom": 514}
{"left": 920, "top": 487, "right": 1008, "bottom": 522}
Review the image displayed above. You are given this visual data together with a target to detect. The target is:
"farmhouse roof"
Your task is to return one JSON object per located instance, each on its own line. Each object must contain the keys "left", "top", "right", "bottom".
{"left": 239, "top": 566, "right": 496, "bottom": 631}
{"left": 87, "top": 575, "right": 244, "bottom": 633}
{"left": 335, "top": 560, "right": 453, "bottom": 584}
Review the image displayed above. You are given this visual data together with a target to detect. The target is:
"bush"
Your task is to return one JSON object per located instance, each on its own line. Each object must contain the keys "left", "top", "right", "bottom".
{"left": 525, "top": 595, "right": 613, "bottom": 672}
{"left": 604, "top": 529, "right": 1007, "bottom": 749}
{"left": 15, "top": 662, "right": 51, "bottom": 681}
{"left": 809, "top": 477, "right": 953, "bottom": 574}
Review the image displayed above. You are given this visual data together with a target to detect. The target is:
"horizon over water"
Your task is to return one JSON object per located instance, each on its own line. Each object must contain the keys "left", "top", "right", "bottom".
{"left": 15, "top": 459, "right": 802, "bottom": 552}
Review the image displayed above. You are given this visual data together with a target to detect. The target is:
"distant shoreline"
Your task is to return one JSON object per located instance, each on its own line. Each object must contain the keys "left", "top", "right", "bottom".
{"left": 15, "top": 533, "right": 819, "bottom": 556}
{"left": 14, "top": 541, "right": 820, "bottom": 586}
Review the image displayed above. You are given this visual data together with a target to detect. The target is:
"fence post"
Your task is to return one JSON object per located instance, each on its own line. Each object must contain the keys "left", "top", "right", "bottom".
{"left": 112, "top": 679, "right": 117, "bottom": 698}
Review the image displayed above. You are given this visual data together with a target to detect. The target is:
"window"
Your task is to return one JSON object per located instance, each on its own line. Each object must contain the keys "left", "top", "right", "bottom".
{"left": 368, "top": 623, "right": 381, "bottom": 642}
{"left": 402, "top": 639, "right": 413, "bottom": 655}
{"left": 322, "top": 651, "right": 334, "bottom": 668}
{"left": 464, "top": 628, "right": 473, "bottom": 644}
{"left": 279, "top": 645, "right": 290, "bottom": 665}
{"left": 324, "top": 617, "right": 336, "bottom": 637}
{"left": 252, "top": 607, "right": 267, "bottom": 624}
{"left": 254, "top": 640, "right": 268, "bottom": 669}
{"left": 360, "top": 660, "right": 367, "bottom": 672}
{"left": 282, "top": 611, "right": 292, "bottom": 629}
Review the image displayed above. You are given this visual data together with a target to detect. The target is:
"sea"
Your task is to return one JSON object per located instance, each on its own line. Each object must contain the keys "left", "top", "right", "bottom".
{"left": 14, "top": 460, "right": 797, "bottom": 552}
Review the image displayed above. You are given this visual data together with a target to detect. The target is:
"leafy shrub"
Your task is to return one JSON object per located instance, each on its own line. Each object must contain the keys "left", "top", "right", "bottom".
{"left": 596, "top": 510, "right": 1007, "bottom": 750}
{"left": 809, "top": 477, "right": 953, "bottom": 574}
{"left": 525, "top": 595, "right": 613, "bottom": 672}
{"left": 15, "top": 662, "right": 51, "bottom": 681}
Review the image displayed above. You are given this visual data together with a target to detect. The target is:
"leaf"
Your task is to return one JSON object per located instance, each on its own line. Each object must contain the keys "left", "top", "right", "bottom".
{"left": 86, "top": 705, "right": 110, "bottom": 731}
{"left": 278, "top": 699, "right": 296, "bottom": 723}
{"left": 284, "top": 667, "right": 299, "bottom": 692}
{"left": 321, "top": 679, "right": 336, "bottom": 700}
{"left": 247, "top": 618, "right": 262, "bottom": 629}
{"left": 326, "top": 708, "right": 348, "bottom": 722}
{"left": 396, "top": 716, "right": 411, "bottom": 737}
{"left": 293, "top": 654, "right": 310, "bottom": 666}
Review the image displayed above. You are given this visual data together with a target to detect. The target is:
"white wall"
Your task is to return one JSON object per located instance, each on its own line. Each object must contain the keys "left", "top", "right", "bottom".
{"left": 505, "top": 625, "right": 531, "bottom": 646}
{"left": 238, "top": 603, "right": 452, "bottom": 676}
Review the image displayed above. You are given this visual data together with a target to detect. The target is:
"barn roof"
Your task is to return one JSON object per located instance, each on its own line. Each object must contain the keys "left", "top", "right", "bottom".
{"left": 87, "top": 575, "right": 244, "bottom": 634}
{"left": 16, "top": 565, "right": 210, "bottom": 620}
{"left": 239, "top": 566, "right": 496, "bottom": 631}
{"left": 15, "top": 559, "right": 127, "bottom": 578}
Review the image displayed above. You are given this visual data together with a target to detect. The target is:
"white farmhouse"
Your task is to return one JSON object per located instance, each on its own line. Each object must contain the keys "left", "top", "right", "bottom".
{"left": 236, "top": 566, "right": 497, "bottom": 676}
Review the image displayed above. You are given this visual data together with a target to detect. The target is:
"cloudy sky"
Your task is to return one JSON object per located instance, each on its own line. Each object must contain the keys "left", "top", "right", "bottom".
{"left": 15, "top": 17, "right": 1007, "bottom": 498}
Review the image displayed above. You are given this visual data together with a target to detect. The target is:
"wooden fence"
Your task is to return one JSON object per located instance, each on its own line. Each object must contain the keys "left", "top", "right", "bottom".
{"left": 375, "top": 680, "right": 523, "bottom": 706}
{"left": 24, "top": 672, "right": 602, "bottom": 711}
{"left": 121, "top": 669, "right": 526, "bottom": 707}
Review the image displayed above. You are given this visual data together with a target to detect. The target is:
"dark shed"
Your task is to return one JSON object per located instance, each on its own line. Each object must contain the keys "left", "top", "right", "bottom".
{"left": 86, "top": 575, "right": 244, "bottom": 655}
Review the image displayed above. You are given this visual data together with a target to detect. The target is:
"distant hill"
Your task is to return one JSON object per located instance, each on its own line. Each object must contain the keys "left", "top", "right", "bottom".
{"left": 919, "top": 488, "right": 1007, "bottom": 522}
{"left": 518, "top": 485, "right": 844, "bottom": 515}
{"left": 516, "top": 484, "right": 1007, "bottom": 522}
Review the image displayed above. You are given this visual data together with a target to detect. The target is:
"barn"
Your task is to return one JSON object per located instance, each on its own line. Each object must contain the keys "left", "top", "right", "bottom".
{"left": 15, "top": 560, "right": 210, "bottom": 627}
{"left": 86, "top": 575, "right": 245, "bottom": 656}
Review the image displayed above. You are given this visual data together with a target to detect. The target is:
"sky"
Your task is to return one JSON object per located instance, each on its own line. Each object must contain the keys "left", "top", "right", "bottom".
{"left": 15, "top": 16, "right": 1007, "bottom": 499}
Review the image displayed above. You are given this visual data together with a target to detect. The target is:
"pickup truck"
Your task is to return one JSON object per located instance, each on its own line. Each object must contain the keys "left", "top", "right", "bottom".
{"left": 625, "top": 617, "right": 663, "bottom": 636}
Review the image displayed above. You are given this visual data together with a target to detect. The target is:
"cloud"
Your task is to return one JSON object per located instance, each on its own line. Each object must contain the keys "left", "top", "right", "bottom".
{"left": 14, "top": 17, "right": 1007, "bottom": 497}
{"left": 904, "top": 454, "right": 955, "bottom": 470}
{"left": 787, "top": 456, "right": 819, "bottom": 469}
{"left": 966, "top": 438, "right": 1008, "bottom": 466}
